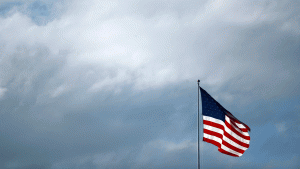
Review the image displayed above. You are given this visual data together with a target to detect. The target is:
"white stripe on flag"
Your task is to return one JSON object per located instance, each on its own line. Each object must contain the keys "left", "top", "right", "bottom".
{"left": 203, "top": 115, "right": 250, "bottom": 144}
{"left": 224, "top": 124, "right": 250, "bottom": 144}
{"left": 235, "top": 122, "right": 246, "bottom": 128}
{"left": 203, "top": 115, "right": 224, "bottom": 126}
{"left": 204, "top": 124, "right": 248, "bottom": 150}
{"left": 203, "top": 116, "right": 250, "bottom": 157}
{"left": 203, "top": 124, "right": 224, "bottom": 135}
{"left": 225, "top": 116, "right": 249, "bottom": 136}
{"left": 220, "top": 144, "right": 243, "bottom": 157}
{"left": 223, "top": 136, "right": 248, "bottom": 150}
{"left": 203, "top": 133, "right": 242, "bottom": 156}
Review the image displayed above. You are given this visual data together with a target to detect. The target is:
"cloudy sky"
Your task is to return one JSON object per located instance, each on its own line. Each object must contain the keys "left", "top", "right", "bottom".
{"left": 0, "top": 0, "right": 299, "bottom": 168}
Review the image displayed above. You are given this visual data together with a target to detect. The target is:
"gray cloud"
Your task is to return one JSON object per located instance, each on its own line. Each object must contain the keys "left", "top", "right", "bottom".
{"left": 0, "top": 0, "right": 299, "bottom": 168}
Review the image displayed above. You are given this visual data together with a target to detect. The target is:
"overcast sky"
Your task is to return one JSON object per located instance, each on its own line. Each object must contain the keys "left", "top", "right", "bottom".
{"left": 0, "top": 0, "right": 299, "bottom": 168}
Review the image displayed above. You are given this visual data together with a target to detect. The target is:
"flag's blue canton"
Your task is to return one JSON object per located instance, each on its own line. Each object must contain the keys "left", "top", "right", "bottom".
{"left": 200, "top": 87, "right": 226, "bottom": 122}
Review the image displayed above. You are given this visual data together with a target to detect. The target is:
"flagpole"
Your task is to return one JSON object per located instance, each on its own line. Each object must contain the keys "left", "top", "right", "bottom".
{"left": 197, "top": 79, "right": 200, "bottom": 169}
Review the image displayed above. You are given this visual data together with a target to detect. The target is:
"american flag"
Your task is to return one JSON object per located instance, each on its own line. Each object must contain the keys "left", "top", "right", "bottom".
{"left": 200, "top": 87, "right": 250, "bottom": 157}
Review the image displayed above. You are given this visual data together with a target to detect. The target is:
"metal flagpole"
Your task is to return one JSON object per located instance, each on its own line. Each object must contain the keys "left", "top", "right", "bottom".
{"left": 197, "top": 79, "right": 200, "bottom": 169}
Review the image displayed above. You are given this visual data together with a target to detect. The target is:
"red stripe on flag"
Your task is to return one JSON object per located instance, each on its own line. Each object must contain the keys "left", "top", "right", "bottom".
{"left": 222, "top": 140, "right": 245, "bottom": 154}
{"left": 229, "top": 118, "right": 244, "bottom": 133}
{"left": 203, "top": 120, "right": 223, "bottom": 130}
{"left": 204, "top": 119, "right": 250, "bottom": 148}
{"left": 240, "top": 128, "right": 249, "bottom": 132}
{"left": 203, "top": 137, "right": 221, "bottom": 150}
{"left": 225, "top": 120, "right": 250, "bottom": 140}
{"left": 204, "top": 128, "right": 246, "bottom": 154}
{"left": 203, "top": 138, "right": 239, "bottom": 157}
{"left": 226, "top": 112, "right": 251, "bottom": 132}
{"left": 218, "top": 149, "right": 239, "bottom": 157}
{"left": 203, "top": 129, "right": 223, "bottom": 139}
{"left": 223, "top": 131, "right": 250, "bottom": 148}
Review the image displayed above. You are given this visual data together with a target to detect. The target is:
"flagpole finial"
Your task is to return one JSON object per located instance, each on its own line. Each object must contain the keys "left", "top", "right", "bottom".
{"left": 197, "top": 79, "right": 200, "bottom": 83}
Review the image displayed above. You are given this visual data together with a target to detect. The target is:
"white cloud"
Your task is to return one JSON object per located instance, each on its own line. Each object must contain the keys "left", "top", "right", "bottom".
{"left": 220, "top": 92, "right": 234, "bottom": 102}
{"left": 151, "top": 139, "right": 197, "bottom": 152}
{"left": 0, "top": 87, "right": 7, "bottom": 98}
{"left": 265, "top": 155, "right": 299, "bottom": 168}
{"left": 281, "top": 19, "right": 300, "bottom": 35}
{"left": 5, "top": 160, "right": 20, "bottom": 169}
{"left": 0, "top": 0, "right": 298, "bottom": 103}
{"left": 51, "top": 150, "right": 130, "bottom": 168}
{"left": 136, "top": 139, "right": 197, "bottom": 164}
{"left": 92, "top": 151, "right": 128, "bottom": 167}
{"left": 0, "top": 1, "right": 297, "bottom": 132}
{"left": 275, "top": 122, "right": 287, "bottom": 133}
{"left": 50, "top": 85, "right": 67, "bottom": 98}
